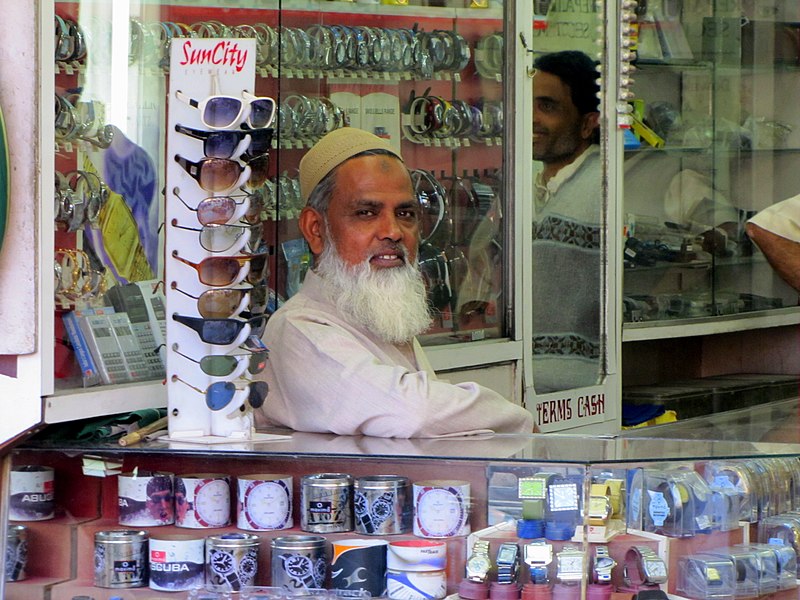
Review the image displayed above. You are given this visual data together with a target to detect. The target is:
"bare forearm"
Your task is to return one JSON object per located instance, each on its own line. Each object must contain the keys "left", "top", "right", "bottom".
{"left": 746, "top": 222, "right": 800, "bottom": 291}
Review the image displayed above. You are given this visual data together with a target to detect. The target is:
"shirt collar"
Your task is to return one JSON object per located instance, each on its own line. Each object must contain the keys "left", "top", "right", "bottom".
{"left": 535, "top": 145, "right": 599, "bottom": 197}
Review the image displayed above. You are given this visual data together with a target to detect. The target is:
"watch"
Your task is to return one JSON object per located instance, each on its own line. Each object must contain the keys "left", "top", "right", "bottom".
{"left": 524, "top": 540, "right": 553, "bottom": 584}
{"left": 624, "top": 546, "right": 668, "bottom": 587}
{"left": 588, "top": 484, "right": 614, "bottom": 526}
{"left": 495, "top": 542, "right": 520, "bottom": 584}
{"left": 519, "top": 472, "right": 557, "bottom": 500}
{"left": 466, "top": 540, "right": 492, "bottom": 583}
{"left": 604, "top": 478, "right": 625, "bottom": 518}
{"left": 593, "top": 546, "right": 616, "bottom": 584}
{"left": 556, "top": 546, "right": 584, "bottom": 583}
{"left": 546, "top": 476, "right": 581, "bottom": 522}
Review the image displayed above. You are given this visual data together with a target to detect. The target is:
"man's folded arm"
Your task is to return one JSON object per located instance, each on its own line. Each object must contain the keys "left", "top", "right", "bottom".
{"left": 265, "top": 319, "right": 533, "bottom": 438}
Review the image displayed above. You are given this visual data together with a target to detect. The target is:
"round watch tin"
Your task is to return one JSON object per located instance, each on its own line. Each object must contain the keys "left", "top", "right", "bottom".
{"left": 94, "top": 529, "right": 149, "bottom": 588}
{"left": 205, "top": 532, "right": 259, "bottom": 592}
{"left": 271, "top": 534, "right": 328, "bottom": 590}
{"left": 300, "top": 472, "right": 353, "bottom": 533}
{"left": 354, "top": 474, "right": 411, "bottom": 535}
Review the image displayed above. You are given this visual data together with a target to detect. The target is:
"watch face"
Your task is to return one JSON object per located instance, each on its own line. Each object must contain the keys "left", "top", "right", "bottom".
{"left": 525, "top": 545, "right": 552, "bottom": 565}
{"left": 415, "top": 487, "right": 465, "bottom": 537}
{"left": 195, "top": 479, "right": 230, "bottom": 527}
{"left": 519, "top": 478, "right": 546, "bottom": 499}
{"left": 245, "top": 480, "right": 291, "bottom": 529}
{"left": 645, "top": 559, "right": 667, "bottom": 579}
{"left": 560, "top": 555, "right": 583, "bottom": 573}
{"left": 549, "top": 483, "right": 579, "bottom": 511}
{"left": 467, "top": 555, "right": 491, "bottom": 574}
{"left": 497, "top": 545, "right": 518, "bottom": 563}
{"left": 596, "top": 557, "right": 615, "bottom": 570}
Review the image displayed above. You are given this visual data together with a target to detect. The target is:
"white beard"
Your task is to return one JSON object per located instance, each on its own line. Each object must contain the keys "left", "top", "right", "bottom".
{"left": 316, "top": 239, "right": 432, "bottom": 344}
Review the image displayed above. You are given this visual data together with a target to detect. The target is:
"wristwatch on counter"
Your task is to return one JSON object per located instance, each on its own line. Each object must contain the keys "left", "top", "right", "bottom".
{"left": 519, "top": 472, "right": 557, "bottom": 501}
{"left": 546, "top": 476, "right": 582, "bottom": 522}
{"left": 624, "top": 546, "right": 668, "bottom": 588}
{"left": 593, "top": 546, "right": 616, "bottom": 584}
{"left": 466, "top": 540, "right": 492, "bottom": 583}
{"left": 589, "top": 483, "right": 614, "bottom": 526}
{"left": 556, "top": 546, "right": 584, "bottom": 583}
{"left": 496, "top": 542, "right": 520, "bottom": 584}
{"left": 524, "top": 540, "right": 553, "bottom": 584}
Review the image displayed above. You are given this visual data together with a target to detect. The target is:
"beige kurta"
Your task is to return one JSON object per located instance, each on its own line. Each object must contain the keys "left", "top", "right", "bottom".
{"left": 257, "top": 270, "right": 533, "bottom": 438}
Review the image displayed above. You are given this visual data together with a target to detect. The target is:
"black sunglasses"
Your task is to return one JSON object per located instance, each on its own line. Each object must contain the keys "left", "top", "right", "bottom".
{"left": 172, "top": 313, "right": 268, "bottom": 345}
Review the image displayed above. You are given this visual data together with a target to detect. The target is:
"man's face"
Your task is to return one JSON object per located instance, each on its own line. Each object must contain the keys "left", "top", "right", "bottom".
{"left": 304, "top": 154, "right": 420, "bottom": 267}
{"left": 532, "top": 70, "right": 597, "bottom": 172}
{"left": 175, "top": 491, "right": 189, "bottom": 521}
{"left": 147, "top": 488, "right": 173, "bottom": 521}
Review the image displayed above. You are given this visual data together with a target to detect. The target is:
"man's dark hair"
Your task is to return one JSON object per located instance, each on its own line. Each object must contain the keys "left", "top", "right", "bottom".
{"left": 533, "top": 50, "right": 600, "bottom": 116}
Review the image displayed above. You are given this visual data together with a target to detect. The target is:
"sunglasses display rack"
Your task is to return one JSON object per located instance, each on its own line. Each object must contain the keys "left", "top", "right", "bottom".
{"left": 164, "top": 37, "right": 275, "bottom": 442}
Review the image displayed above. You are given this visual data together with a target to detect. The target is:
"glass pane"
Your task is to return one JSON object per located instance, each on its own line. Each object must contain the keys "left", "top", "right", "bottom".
{"left": 528, "top": 4, "right": 606, "bottom": 393}
{"left": 623, "top": 2, "right": 799, "bottom": 325}
{"left": 272, "top": 4, "right": 510, "bottom": 348}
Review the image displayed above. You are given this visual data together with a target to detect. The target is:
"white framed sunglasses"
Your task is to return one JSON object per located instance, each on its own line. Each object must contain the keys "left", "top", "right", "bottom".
{"left": 175, "top": 90, "right": 277, "bottom": 130}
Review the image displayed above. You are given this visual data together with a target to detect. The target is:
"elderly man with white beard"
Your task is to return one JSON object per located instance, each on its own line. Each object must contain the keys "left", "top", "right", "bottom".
{"left": 256, "top": 127, "right": 533, "bottom": 438}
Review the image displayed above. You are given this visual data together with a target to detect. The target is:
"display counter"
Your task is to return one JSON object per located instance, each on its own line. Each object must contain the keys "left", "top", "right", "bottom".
{"left": 5, "top": 415, "right": 800, "bottom": 600}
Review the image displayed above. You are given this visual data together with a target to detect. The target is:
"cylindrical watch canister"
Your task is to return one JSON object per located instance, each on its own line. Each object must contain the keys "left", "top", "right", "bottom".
{"left": 386, "top": 539, "right": 448, "bottom": 600}
{"left": 94, "top": 530, "right": 149, "bottom": 588}
{"left": 5, "top": 525, "right": 28, "bottom": 582}
{"left": 271, "top": 535, "right": 328, "bottom": 591}
{"left": 9, "top": 465, "right": 55, "bottom": 521}
{"left": 148, "top": 534, "right": 205, "bottom": 592}
{"left": 331, "top": 539, "right": 388, "bottom": 597}
{"left": 118, "top": 471, "right": 174, "bottom": 526}
{"left": 354, "top": 475, "right": 412, "bottom": 535}
{"left": 236, "top": 473, "right": 293, "bottom": 531}
{"left": 300, "top": 473, "right": 353, "bottom": 533}
{"left": 413, "top": 480, "right": 471, "bottom": 538}
{"left": 205, "top": 532, "right": 260, "bottom": 592}
{"left": 175, "top": 473, "right": 231, "bottom": 529}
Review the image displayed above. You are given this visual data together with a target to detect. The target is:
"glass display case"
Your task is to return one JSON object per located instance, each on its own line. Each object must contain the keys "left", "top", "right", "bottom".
{"left": 45, "top": 0, "right": 518, "bottom": 423}
{"left": 622, "top": 1, "right": 800, "bottom": 329}
{"left": 5, "top": 425, "right": 800, "bottom": 599}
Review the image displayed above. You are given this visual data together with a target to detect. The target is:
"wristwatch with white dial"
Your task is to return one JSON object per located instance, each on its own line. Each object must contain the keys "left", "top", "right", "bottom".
{"left": 593, "top": 546, "right": 616, "bottom": 584}
{"left": 466, "top": 540, "right": 492, "bottom": 583}
{"left": 556, "top": 546, "right": 585, "bottom": 583}
{"left": 546, "top": 476, "right": 582, "bottom": 523}
{"left": 496, "top": 542, "right": 520, "bottom": 584}
{"left": 524, "top": 540, "right": 552, "bottom": 584}
{"left": 588, "top": 485, "right": 614, "bottom": 527}
{"left": 624, "top": 546, "right": 668, "bottom": 587}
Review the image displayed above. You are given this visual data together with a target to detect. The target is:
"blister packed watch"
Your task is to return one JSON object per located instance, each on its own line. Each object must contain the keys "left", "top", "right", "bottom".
{"left": 676, "top": 553, "right": 736, "bottom": 600}
{"left": 623, "top": 546, "right": 667, "bottom": 588}
{"left": 555, "top": 546, "right": 584, "bottom": 583}
{"left": 593, "top": 546, "right": 616, "bottom": 584}
{"left": 524, "top": 540, "right": 552, "bottom": 584}
{"left": 466, "top": 540, "right": 491, "bottom": 583}
{"left": 495, "top": 542, "right": 520, "bottom": 584}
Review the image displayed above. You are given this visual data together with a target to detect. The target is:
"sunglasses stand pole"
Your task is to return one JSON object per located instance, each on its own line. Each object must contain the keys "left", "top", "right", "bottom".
{"left": 162, "top": 37, "right": 282, "bottom": 445}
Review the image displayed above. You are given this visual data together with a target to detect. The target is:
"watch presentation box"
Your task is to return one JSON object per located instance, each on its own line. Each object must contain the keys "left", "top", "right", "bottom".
{"left": 676, "top": 553, "right": 737, "bottom": 600}
{"left": 627, "top": 467, "right": 720, "bottom": 538}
